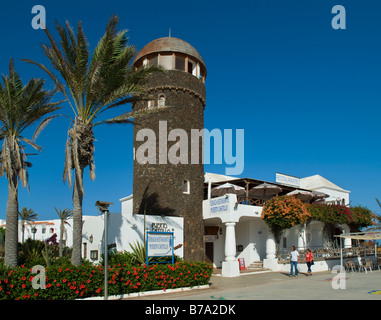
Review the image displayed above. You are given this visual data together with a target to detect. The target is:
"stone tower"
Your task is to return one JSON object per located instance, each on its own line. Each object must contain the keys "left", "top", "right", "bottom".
{"left": 132, "top": 37, "right": 207, "bottom": 261}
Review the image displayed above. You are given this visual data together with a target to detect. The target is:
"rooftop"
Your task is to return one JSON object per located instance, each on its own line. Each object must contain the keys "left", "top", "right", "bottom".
{"left": 134, "top": 37, "right": 206, "bottom": 69}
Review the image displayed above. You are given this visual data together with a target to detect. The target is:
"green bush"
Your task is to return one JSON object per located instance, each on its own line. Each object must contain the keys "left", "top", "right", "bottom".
{"left": 0, "top": 255, "right": 213, "bottom": 300}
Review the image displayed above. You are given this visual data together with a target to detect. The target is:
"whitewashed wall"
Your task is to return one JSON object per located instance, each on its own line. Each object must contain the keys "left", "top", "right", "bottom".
{"left": 82, "top": 195, "right": 184, "bottom": 263}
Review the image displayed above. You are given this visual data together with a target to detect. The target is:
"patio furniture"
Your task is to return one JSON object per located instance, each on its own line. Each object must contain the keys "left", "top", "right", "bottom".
{"left": 345, "top": 260, "right": 357, "bottom": 272}
{"left": 360, "top": 260, "right": 372, "bottom": 273}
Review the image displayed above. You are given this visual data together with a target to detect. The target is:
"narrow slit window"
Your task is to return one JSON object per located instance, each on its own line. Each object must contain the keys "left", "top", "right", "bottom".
{"left": 158, "top": 94, "right": 165, "bottom": 108}
{"left": 182, "top": 180, "right": 190, "bottom": 194}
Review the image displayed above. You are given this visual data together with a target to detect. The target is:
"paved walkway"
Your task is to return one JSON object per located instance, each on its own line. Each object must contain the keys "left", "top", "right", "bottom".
{"left": 129, "top": 270, "right": 381, "bottom": 300}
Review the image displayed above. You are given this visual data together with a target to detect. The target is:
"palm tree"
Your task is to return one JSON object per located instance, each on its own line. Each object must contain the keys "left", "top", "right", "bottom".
{"left": 24, "top": 15, "right": 160, "bottom": 266}
{"left": 0, "top": 59, "right": 61, "bottom": 267}
{"left": 19, "top": 207, "right": 39, "bottom": 243}
{"left": 55, "top": 207, "right": 73, "bottom": 257}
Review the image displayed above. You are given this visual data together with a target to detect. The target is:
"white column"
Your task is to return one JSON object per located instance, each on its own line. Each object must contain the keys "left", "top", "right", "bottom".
{"left": 221, "top": 221, "right": 240, "bottom": 277}
{"left": 224, "top": 222, "right": 237, "bottom": 261}
{"left": 207, "top": 178, "right": 212, "bottom": 200}
{"left": 298, "top": 224, "right": 306, "bottom": 251}
{"left": 342, "top": 226, "right": 352, "bottom": 249}
{"left": 263, "top": 229, "right": 279, "bottom": 271}
{"left": 266, "top": 231, "right": 276, "bottom": 259}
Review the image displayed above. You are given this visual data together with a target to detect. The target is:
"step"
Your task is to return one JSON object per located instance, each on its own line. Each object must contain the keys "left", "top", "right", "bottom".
{"left": 247, "top": 261, "right": 263, "bottom": 269}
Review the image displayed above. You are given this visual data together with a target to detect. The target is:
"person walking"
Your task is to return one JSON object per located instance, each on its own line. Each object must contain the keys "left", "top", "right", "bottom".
{"left": 290, "top": 246, "right": 300, "bottom": 277}
{"left": 302, "top": 248, "right": 314, "bottom": 276}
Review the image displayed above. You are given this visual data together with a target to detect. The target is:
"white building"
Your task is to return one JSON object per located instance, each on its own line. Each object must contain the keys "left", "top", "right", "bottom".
{"left": 300, "top": 174, "right": 350, "bottom": 205}
{"left": 1, "top": 196, "right": 184, "bottom": 265}
{"left": 1, "top": 172, "right": 356, "bottom": 277}
{"left": 203, "top": 172, "right": 353, "bottom": 277}
{"left": 81, "top": 195, "right": 184, "bottom": 263}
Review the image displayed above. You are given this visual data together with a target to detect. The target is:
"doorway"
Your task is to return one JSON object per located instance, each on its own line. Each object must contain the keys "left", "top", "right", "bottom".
{"left": 205, "top": 242, "right": 214, "bottom": 264}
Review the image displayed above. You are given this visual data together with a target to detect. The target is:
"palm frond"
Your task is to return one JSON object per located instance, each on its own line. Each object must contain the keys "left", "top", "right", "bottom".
{"left": 93, "top": 111, "right": 134, "bottom": 126}
{"left": 0, "top": 59, "right": 61, "bottom": 193}
{"left": 24, "top": 15, "right": 160, "bottom": 200}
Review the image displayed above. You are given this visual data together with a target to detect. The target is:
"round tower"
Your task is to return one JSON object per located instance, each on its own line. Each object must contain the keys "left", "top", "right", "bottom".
{"left": 132, "top": 37, "right": 206, "bottom": 261}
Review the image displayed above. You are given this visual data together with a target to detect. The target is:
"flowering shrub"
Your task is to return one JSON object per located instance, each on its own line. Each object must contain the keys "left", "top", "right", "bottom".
{"left": 0, "top": 257, "right": 213, "bottom": 300}
{"left": 262, "top": 196, "right": 310, "bottom": 234}
{"left": 307, "top": 203, "right": 375, "bottom": 230}
{"left": 262, "top": 196, "right": 376, "bottom": 235}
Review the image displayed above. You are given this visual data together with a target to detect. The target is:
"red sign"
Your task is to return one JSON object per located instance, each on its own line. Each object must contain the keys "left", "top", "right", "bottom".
{"left": 238, "top": 258, "right": 246, "bottom": 271}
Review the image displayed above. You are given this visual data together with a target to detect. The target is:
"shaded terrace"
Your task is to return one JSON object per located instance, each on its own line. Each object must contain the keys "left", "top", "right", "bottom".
{"left": 204, "top": 177, "right": 313, "bottom": 206}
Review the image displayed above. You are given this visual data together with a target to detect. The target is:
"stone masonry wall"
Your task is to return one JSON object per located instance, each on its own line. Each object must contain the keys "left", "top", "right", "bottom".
{"left": 132, "top": 70, "right": 206, "bottom": 261}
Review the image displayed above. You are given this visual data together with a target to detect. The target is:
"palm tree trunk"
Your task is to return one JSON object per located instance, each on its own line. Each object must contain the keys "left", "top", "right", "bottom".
{"left": 4, "top": 182, "right": 19, "bottom": 267}
{"left": 71, "top": 169, "right": 84, "bottom": 266}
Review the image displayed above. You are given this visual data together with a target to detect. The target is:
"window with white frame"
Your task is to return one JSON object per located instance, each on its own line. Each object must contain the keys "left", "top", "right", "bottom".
{"left": 187, "top": 59, "right": 196, "bottom": 76}
{"left": 158, "top": 94, "right": 165, "bottom": 108}
{"left": 148, "top": 100, "right": 155, "bottom": 109}
{"left": 182, "top": 179, "right": 190, "bottom": 194}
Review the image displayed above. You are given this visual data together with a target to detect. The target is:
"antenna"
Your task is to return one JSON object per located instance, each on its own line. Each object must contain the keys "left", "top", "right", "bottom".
{"left": 169, "top": 28, "right": 171, "bottom": 38}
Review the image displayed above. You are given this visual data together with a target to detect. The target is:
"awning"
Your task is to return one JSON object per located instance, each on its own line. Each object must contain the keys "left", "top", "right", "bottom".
{"left": 335, "top": 231, "right": 381, "bottom": 241}
{"left": 335, "top": 231, "right": 381, "bottom": 267}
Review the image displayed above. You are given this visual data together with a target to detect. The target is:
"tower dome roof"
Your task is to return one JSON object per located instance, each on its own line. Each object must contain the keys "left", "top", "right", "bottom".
{"left": 134, "top": 37, "right": 206, "bottom": 69}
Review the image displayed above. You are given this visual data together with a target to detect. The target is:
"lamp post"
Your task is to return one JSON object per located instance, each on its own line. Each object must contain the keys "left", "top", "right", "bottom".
{"left": 95, "top": 201, "right": 113, "bottom": 300}
{"left": 31, "top": 226, "right": 37, "bottom": 240}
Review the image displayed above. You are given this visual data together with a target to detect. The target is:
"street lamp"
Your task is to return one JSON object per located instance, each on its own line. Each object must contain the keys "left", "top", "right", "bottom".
{"left": 95, "top": 200, "right": 113, "bottom": 301}
{"left": 31, "top": 226, "right": 37, "bottom": 240}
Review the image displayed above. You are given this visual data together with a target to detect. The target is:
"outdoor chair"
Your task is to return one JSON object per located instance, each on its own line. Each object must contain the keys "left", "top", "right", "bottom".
{"left": 347, "top": 260, "right": 357, "bottom": 272}
{"left": 360, "top": 260, "right": 372, "bottom": 273}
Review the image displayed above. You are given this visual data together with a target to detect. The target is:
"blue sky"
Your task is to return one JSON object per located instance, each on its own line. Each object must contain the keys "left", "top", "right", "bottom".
{"left": 0, "top": 0, "right": 380, "bottom": 220}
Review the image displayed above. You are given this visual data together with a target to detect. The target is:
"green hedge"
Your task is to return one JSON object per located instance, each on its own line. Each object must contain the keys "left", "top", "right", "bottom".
{"left": 0, "top": 259, "right": 213, "bottom": 300}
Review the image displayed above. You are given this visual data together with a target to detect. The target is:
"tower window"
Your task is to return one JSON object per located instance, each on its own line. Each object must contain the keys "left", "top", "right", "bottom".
{"left": 158, "top": 94, "right": 165, "bottom": 108}
{"left": 175, "top": 56, "right": 185, "bottom": 71}
{"left": 148, "top": 100, "right": 155, "bottom": 109}
{"left": 182, "top": 180, "right": 190, "bottom": 194}
{"left": 159, "top": 54, "right": 173, "bottom": 70}
{"left": 149, "top": 55, "right": 158, "bottom": 67}
{"left": 187, "top": 59, "right": 196, "bottom": 75}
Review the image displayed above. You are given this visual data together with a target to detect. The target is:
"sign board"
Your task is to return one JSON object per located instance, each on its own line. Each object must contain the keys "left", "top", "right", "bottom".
{"left": 151, "top": 222, "right": 172, "bottom": 232}
{"left": 238, "top": 258, "right": 246, "bottom": 271}
{"left": 210, "top": 196, "right": 230, "bottom": 214}
{"left": 204, "top": 235, "right": 217, "bottom": 242}
{"left": 275, "top": 172, "right": 300, "bottom": 187}
{"left": 146, "top": 231, "right": 174, "bottom": 265}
